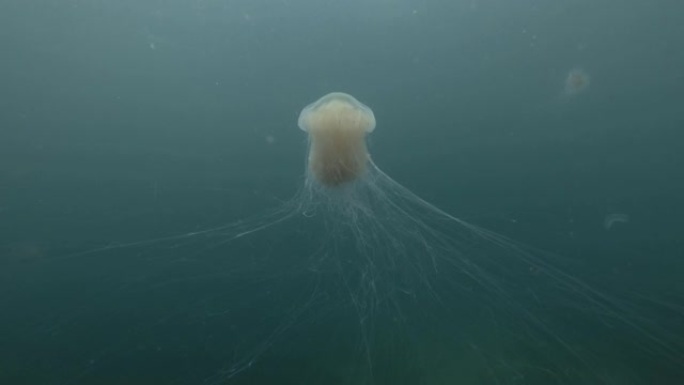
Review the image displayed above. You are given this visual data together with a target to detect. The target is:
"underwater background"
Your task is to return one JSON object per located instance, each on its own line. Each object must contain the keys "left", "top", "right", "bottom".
{"left": 1, "top": 0, "right": 683, "bottom": 384}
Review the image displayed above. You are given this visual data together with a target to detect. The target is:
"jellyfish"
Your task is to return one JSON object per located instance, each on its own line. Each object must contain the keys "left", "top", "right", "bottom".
{"left": 604, "top": 213, "right": 630, "bottom": 230}
{"left": 8, "top": 93, "right": 683, "bottom": 385}
{"left": 564, "top": 68, "right": 590, "bottom": 95}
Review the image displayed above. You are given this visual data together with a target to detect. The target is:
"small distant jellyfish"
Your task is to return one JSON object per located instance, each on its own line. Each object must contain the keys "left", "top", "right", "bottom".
{"left": 564, "top": 68, "right": 590, "bottom": 95}
{"left": 604, "top": 213, "right": 629, "bottom": 230}
{"left": 265, "top": 135, "right": 276, "bottom": 145}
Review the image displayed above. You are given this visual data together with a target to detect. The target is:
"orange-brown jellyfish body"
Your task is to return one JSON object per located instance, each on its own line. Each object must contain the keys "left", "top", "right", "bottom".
{"left": 298, "top": 92, "right": 376, "bottom": 187}
{"left": 40, "top": 92, "right": 682, "bottom": 385}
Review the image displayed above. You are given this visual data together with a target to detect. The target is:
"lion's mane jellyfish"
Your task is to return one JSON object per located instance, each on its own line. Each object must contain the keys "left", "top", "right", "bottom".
{"left": 21, "top": 92, "right": 683, "bottom": 385}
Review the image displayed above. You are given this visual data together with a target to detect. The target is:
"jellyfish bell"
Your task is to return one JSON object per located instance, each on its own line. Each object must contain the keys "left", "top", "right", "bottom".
{"left": 564, "top": 67, "right": 590, "bottom": 96}
{"left": 604, "top": 213, "right": 630, "bottom": 230}
{"left": 298, "top": 92, "right": 376, "bottom": 187}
